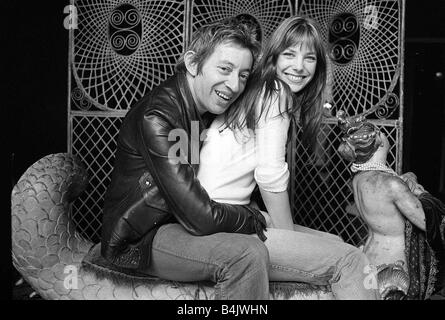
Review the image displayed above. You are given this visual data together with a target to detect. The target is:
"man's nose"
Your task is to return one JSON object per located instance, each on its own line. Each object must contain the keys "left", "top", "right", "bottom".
{"left": 225, "top": 73, "right": 240, "bottom": 93}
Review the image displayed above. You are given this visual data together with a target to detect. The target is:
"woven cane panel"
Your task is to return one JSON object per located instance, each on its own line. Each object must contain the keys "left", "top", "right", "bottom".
{"left": 192, "top": 0, "right": 294, "bottom": 45}
{"left": 290, "top": 121, "right": 400, "bottom": 246}
{"left": 298, "top": 0, "right": 401, "bottom": 118}
{"left": 71, "top": 0, "right": 184, "bottom": 111}
{"left": 71, "top": 114, "right": 124, "bottom": 242}
{"left": 67, "top": 1, "right": 404, "bottom": 246}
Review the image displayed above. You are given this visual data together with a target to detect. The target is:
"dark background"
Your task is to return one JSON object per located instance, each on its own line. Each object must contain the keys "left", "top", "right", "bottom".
{"left": 5, "top": 1, "right": 445, "bottom": 300}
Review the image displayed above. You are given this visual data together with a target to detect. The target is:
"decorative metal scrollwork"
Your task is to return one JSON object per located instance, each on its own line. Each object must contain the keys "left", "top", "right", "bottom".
{"left": 108, "top": 4, "right": 142, "bottom": 56}
{"left": 72, "top": 0, "right": 184, "bottom": 111}
{"left": 71, "top": 87, "right": 92, "bottom": 111}
{"left": 329, "top": 13, "right": 359, "bottom": 65}
{"left": 299, "top": 0, "right": 401, "bottom": 118}
{"left": 375, "top": 92, "right": 400, "bottom": 119}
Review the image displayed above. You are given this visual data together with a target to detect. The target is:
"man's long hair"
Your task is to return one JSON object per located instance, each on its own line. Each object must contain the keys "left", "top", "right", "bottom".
{"left": 175, "top": 18, "right": 261, "bottom": 74}
{"left": 222, "top": 16, "right": 328, "bottom": 152}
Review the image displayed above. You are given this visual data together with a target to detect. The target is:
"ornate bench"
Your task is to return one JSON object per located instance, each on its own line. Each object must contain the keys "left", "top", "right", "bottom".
{"left": 12, "top": 153, "right": 333, "bottom": 300}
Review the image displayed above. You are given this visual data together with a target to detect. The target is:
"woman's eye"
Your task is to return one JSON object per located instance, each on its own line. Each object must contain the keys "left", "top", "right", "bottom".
{"left": 240, "top": 73, "right": 249, "bottom": 81}
{"left": 306, "top": 55, "right": 317, "bottom": 61}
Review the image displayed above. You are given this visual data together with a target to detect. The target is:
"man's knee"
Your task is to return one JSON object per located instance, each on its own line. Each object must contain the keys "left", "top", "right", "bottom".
{"left": 244, "top": 236, "right": 270, "bottom": 264}
{"left": 230, "top": 236, "right": 270, "bottom": 270}
{"left": 212, "top": 235, "right": 269, "bottom": 299}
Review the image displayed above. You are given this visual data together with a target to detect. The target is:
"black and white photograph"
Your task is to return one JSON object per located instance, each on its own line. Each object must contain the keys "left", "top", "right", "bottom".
{"left": 6, "top": 0, "right": 445, "bottom": 307}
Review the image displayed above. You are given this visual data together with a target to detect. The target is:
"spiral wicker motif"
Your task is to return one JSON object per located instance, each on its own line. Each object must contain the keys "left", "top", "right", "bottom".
{"left": 299, "top": 0, "right": 401, "bottom": 118}
{"left": 72, "top": 0, "right": 184, "bottom": 111}
{"left": 329, "top": 13, "right": 359, "bottom": 65}
{"left": 67, "top": 0, "right": 403, "bottom": 249}
{"left": 376, "top": 92, "right": 400, "bottom": 118}
{"left": 71, "top": 87, "right": 92, "bottom": 111}
{"left": 108, "top": 4, "right": 142, "bottom": 55}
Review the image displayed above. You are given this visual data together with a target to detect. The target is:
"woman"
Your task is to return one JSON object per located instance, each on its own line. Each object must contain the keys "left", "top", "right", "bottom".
{"left": 197, "top": 16, "right": 379, "bottom": 299}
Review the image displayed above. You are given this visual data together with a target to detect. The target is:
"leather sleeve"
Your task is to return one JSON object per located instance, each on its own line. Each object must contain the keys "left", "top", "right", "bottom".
{"left": 138, "top": 110, "right": 267, "bottom": 238}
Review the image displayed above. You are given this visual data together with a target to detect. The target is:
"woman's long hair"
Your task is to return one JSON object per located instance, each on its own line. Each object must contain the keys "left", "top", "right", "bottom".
{"left": 223, "top": 16, "right": 328, "bottom": 152}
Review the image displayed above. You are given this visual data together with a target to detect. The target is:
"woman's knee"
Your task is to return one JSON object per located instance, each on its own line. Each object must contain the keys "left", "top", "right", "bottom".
{"left": 330, "top": 234, "right": 344, "bottom": 242}
{"left": 342, "top": 246, "right": 371, "bottom": 269}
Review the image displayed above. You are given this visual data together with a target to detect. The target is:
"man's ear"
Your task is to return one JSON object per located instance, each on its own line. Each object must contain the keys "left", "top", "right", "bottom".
{"left": 184, "top": 51, "right": 198, "bottom": 77}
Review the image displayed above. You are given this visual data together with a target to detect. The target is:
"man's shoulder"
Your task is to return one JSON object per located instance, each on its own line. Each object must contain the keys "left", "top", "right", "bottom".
{"left": 133, "top": 76, "right": 184, "bottom": 118}
{"left": 148, "top": 76, "right": 181, "bottom": 107}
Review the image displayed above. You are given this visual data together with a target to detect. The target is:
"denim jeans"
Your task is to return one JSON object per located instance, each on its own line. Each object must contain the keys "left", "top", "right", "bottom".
{"left": 262, "top": 225, "right": 379, "bottom": 300}
{"left": 144, "top": 223, "right": 270, "bottom": 300}
{"left": 145, "top": 223, "right": 378, "bottom": 300}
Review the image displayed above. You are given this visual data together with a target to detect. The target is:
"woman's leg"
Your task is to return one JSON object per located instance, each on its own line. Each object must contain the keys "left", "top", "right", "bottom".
{"left": 261, "top": 210, "right": 343, "bottom": 242}
{"left": 262, "top": 228, "right": 378, "bottom": 300}
{"left": 292, "top": 224, "right": 344, "bottom": 242}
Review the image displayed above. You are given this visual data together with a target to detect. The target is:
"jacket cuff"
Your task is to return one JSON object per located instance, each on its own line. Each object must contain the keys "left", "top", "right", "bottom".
{"left": 244, "top": 206, "right": 268, "bottom": 241}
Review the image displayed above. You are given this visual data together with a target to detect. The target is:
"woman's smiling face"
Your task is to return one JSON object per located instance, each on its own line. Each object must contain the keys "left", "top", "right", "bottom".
{"left": 276, "top": 42, "right": 317, "bottom": 93}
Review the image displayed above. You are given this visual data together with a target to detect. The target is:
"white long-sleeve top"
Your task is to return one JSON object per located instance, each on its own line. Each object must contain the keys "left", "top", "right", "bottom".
{"left": 197, "top": 85, "right": 290, "bottom": 205}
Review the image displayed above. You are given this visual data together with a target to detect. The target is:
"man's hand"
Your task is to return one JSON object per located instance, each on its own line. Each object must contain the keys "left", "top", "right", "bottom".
{"left": 250, "top": 201, "right": 274, "bottom": 228}
{"left": 260, "top": 211, "right": 274, "bottom": 228}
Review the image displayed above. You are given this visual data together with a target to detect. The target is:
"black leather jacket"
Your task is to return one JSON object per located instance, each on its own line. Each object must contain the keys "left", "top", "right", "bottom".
{"left": 101, "top": 72, "right": 266, "bottom": 271}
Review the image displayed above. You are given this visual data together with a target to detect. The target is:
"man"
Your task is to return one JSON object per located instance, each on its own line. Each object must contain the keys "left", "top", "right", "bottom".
{"left": 100, "top": 19, "right": 270, "bottom": 300}
{"left": 337, "top": 111, "right": 445, "bottom": 299}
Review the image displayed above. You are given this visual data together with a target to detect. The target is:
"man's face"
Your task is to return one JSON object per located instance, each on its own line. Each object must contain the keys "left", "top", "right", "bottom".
{"left": 189, "top": 42, "right": 253, "bottom": 115}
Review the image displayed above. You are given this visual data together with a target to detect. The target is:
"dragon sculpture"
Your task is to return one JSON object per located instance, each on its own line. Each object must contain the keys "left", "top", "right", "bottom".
{"left": 11, "top": 153, "right": 335, "bottom": 300}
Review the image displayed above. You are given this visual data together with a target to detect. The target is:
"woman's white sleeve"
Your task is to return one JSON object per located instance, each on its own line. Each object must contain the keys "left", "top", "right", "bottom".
{"left": 254, "top": 93, "right": 290, "bottom": 192}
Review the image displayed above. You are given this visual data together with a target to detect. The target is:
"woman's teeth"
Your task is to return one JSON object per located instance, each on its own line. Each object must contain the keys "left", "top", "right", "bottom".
{"left": 287, "top": 74, "right": 305, "bottom": 82}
